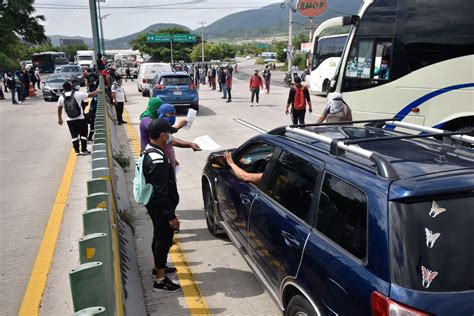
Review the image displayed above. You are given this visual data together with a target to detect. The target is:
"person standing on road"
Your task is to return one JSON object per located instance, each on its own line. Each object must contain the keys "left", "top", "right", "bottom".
{"left": 112, "top": 76, "right": 127, "bottom": 125}
{"left": 143, "top": 119, "right": 182, "bottom": 293}
{"left": 139, "top": 98, "right": 163, "bottom": 151}
{"left": 316, "top": 92, "right": 352, "bottom": 124}
{"left": 86, "top": 83, "right": 98, "bottom": 141}
{"left": 7, "top": 73, "right": 17, "bottom": 104}
{"left": 207, "top": 67, "right": 212, "bottom": 87}
{"left": 262, "top": 65, "right": 271, "bottom": 94}
{"left": 249, "top": 70, "right": 263, "bottom": 107}
{"left": 225, "top": 67, "right": 233, "bottom": 103}
{"left": 57, "top": 82, "right": 101, "bottom": 156}
{"left": 220, "top": 67, "right": 227, "bottom": 99}
{"left": 34, "top": 67, "right": 41, "bottom": 90}
{"left": 15, "top": 71, "right": 25, "bottom": 103}
{"left": 291, "top": 64, "right": 299, "bottom": 81}
{"left": 285, "top": 76, "right": 312, "bottom": 125}
{"left": 20, "top": 69, "right": 30, "bottom": 100}
{"left": 211, "top": 66, "right": 216, "bottom": 90}
{"left": 125, "top": 67, "right": 133, "bottom": 82}
{"left": 218, "top": 67, "right": 225, "bottom": 93}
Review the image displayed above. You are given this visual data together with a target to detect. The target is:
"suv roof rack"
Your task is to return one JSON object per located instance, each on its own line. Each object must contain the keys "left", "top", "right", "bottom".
{"left": 284, "top": 120, "right": 473, "bottom": 180}
{"left": 285, "top": 126, "right": 399, "bottom": 180}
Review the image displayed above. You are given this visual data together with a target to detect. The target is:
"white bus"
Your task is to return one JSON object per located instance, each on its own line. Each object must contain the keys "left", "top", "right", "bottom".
{"left": 309, "top": 34, "right": 348, "bottom": 94}
{"left": 313, "top": 0, "right": 474, "bottom": 132}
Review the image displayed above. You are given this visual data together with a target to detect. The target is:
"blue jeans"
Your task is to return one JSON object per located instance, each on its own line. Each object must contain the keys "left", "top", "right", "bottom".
{"left": 11, "top": 87, "right": 17, "bottom": 103}
{"left": 222, "top": 85, "right": 227, "bottom": 98}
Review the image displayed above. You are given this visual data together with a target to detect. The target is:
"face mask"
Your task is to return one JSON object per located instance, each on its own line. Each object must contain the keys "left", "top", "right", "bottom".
{"left": 166, "top": 133, "right": 172, "bottom": 145}
{"left": 164, "top": 116, "right": 176, "bottom": 126}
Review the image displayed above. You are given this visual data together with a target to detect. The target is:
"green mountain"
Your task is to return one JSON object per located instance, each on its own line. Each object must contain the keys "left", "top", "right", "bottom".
{"left": 48, "top": 1, "right": 361, "bottom": 48}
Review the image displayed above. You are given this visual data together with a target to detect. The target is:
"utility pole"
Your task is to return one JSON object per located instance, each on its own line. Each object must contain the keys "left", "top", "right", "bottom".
{"left": 99, "top": 14, "right": 111, "bottom": 54}
{"left": 170, "top": 38, "right": 174, "bottom": 65}
{"left": 287, "top": 0, "right": 295, "bottom": 73}
{"left": 88, "top": 0, "right": 101, "bottom": 55}
{"left": 199, "top": 22, "right": 206, "bottom": 62}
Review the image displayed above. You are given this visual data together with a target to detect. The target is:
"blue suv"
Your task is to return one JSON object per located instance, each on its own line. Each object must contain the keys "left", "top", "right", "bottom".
{"left": 201, "top": 120, "right": 474, "bottom": 316}
{"left": 149, "top": 71, "right": 199, "bottom": 111}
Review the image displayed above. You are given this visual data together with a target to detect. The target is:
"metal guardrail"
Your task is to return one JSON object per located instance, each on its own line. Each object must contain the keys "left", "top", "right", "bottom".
{"left": 68, "top": 77, "right": 146, "bottom": 315}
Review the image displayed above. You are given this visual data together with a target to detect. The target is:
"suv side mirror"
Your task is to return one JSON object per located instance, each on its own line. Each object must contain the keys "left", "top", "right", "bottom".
{"left": 210, "top": 155, "right": 228, "bottom": 169}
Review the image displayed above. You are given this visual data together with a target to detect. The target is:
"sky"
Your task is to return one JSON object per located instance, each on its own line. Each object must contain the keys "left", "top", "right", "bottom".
{"left": 34, "top": 0, "right": 279, "bottom": 39}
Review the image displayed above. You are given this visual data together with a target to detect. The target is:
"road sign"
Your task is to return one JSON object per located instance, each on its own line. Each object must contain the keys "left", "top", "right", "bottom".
{"left": 146, "top": 34, "right": 171, "bottom": 43}
{"left": 172, "top": 34, "right": 196, "bottom": 43}
{"left": 305, "top": 22, "right": 319, "bottom": 29}
{"left": 297, "top": 0, "right": 328, "bottom": 17}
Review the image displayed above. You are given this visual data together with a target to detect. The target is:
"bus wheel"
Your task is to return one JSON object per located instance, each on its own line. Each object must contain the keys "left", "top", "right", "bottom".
{"left": 322, "top": 79, "right": 330, "bottom": 96}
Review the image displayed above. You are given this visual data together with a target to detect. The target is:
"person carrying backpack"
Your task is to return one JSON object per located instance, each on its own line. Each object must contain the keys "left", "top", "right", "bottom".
{"left": 316, "top": 92, "right": 352, "bottom": 124}
{"left": 285, "top": 76, "right": 312, "bottom": 125}
{"left": 57, "top": 82, "right": 101, "bottom": 156}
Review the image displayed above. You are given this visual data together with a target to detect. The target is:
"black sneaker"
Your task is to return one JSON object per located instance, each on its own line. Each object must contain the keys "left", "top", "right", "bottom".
{"left": 152, "top": 266, "right": 177, "bottom": 277}
{"left": 80, "top": 150, "right": 91, "bottom": 156}
{"left": 153, "top": 277, "right": 181, "bottom": 293}
{"left": 75, "top": 152, "right": 81, "bottom": 156}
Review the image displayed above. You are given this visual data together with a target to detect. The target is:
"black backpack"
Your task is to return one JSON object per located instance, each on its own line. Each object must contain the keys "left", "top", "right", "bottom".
{"left": 63, "top": 91, "right": 81, "bottom": 118}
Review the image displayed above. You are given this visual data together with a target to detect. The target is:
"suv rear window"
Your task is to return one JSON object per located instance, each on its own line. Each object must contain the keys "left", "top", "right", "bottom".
{"left": 160, "top": 76, "right": 190, "bottom": 86}
{"left": 390, "top": 194, "right": 474, "bottom": 292}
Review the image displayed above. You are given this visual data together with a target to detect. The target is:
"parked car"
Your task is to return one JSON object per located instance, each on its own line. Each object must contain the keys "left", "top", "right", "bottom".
{"left": 42, "top": 74, "right": 81, "bottom": 101}
{"left": 59, "top": 64, "right": 85, "bottom": 86}
{"left": 201, "top": 121, "right": 474, "bottom": 316}
{"left": 137, "top": 62, "right": 170, "bottom": 95}
{"left": 149, "top": 71, "right": 199, "bottom": 112}
{"left": 116, "top": 60, "right": 138, "bottom": 78}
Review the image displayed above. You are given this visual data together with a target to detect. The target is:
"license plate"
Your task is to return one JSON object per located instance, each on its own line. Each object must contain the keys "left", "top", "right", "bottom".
{"left": 173, "top": 90, "right": 182, "bottom": 95}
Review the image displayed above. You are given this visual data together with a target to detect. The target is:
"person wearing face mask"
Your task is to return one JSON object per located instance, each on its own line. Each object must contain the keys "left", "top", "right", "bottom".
{"left": 142, "top": 118, "right": 181, "bottom": 293}
{"left": 158, "top": 103, "right": 201, "bottom": 170}
{"left": 140, "top": 98, "right": 163, "bottom": 151}
{"left": 316, "top": 92, "right": 352, "bottom": 124}
{"left": 249, "top": 69, "right": 263, "bottom": 107}
{"left": 374, "top": 55, "right": 390, "bottom": 80}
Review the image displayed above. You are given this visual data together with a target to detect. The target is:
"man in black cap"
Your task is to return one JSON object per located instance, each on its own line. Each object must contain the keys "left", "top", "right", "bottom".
{"left": 143, "top": 118, "right": 181, "bottom": 292}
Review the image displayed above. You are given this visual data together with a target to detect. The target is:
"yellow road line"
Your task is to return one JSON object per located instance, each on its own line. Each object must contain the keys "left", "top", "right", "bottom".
{"left": 122, "top": 109, "right": 210, "bottom": 315}
{"left": 19, "top": 149, "right": 77, "bottom": 316}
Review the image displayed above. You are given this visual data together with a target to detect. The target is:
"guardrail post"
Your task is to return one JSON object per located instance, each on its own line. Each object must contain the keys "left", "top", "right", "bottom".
{"left": 87, "top": 178, "right": 108, "bottom": 195}
{"left": 79, "top": 233, "right": 115, "bottom": 315}
{"left": 73, "top": 307, "right": 106, "bottom": 316}
{"left": 93, "top": 137, "right": 107, "bottom": 144}
{"left": 91, "top": 167, "right": 110, "bottom": 179}
{"left": 92, "top": 143, "right": 107, "bottom": 153}
{"left": 91, "top": 158, "right": 109, "bottom": 169}
{"left": 82, "top": 208, "right": 111, "bottom": 236}
{"left": 86, "top": 192, "right": 109, "bottom": 210}
{"left": 92, "top": 150, "right": 107, "bottom": 160}
{"left": 69, "top": 262, "right": 107, "bottom": 314}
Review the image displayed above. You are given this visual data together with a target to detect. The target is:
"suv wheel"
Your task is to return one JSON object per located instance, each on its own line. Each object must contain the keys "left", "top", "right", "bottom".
{"left": 190, "top": 103, "right": 199, "bottom": 113}
{"left": 285, "top": 295, "right": 318, "bottom": 316}
{"left": 203, "top": 185, "right": 219, "bottom": 235}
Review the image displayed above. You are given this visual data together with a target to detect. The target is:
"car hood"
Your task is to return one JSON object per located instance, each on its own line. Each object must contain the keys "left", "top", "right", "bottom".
{"left": 44, "top": 82, "right": 66, "bottom": 89}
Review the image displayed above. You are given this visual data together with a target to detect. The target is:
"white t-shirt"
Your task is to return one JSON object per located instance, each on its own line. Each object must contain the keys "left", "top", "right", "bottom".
{"left": 112, "top": 83, "right": 125, "bottom": 102}
{"left": 57, "top": 91, "right": 88, "bottom": 121}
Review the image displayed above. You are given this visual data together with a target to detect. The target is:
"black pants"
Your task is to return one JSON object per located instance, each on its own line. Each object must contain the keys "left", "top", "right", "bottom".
{"left": 292, "top": 109, "right": 306, "bottom": 125}
{"left": 251, "top": 88, "right": 260, "bottom": 103}
{"left": 87, "top": 112, "right": 95, "bottom": 140}
{"left": 116, "top": 102, "right": 124, "bottom": 123}
{"left": 227, "top": 87, "right": 232, "bottom": 100}
{"left": 67, "top": 119, "right": 88, "bottom": 153}
{"left": 146, "top": 209, "right": 174, "bottom": 270}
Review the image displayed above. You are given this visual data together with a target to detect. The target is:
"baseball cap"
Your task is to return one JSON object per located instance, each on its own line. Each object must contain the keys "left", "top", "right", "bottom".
{"left": 148, "top": 118, "right": 178, "bottom": 139}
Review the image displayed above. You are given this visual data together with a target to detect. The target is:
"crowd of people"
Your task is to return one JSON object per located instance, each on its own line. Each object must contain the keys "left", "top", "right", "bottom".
{"left": 1, "top": 67, "right": 41, "bottom": 104}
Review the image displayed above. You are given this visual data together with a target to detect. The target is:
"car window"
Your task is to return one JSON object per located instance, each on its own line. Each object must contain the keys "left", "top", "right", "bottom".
{"left": 235, "top": 143, "right": 274, "bottom": 175}
{"left": 159, "top": 76, "right": 191, "bottom": 86}
{"left": 315, "top": 173, "right": 367, "bottom": 259}
{"left": 264, "top": 151, "right": 319, "bottom": 224}
{"left": 390, "top": 194, "right": 474, "bottom": 292}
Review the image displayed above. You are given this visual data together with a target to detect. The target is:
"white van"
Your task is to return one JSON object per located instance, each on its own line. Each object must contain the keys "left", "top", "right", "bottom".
{"left": 137, "top": 63, "right": 170, "bottom": 96}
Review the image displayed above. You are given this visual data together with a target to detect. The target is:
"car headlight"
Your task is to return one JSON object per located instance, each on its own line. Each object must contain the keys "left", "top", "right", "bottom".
{"left": 43, "top": 86, "right": 51, "bottom": 91}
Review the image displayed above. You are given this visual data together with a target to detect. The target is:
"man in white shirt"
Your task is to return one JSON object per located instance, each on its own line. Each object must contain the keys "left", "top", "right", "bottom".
{"left": 57, "top": 82, "right": 101, "bottom": 156}
{"left": 112, "top": 76, "right": 127, "bottom": 125}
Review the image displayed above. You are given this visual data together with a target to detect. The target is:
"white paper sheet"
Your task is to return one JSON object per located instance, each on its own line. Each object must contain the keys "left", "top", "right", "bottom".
{"left": 184, "top": 108, "right": 197, "bottom": 130}
{"left": 192, "top": 135, "right": 220, "bottom": 151}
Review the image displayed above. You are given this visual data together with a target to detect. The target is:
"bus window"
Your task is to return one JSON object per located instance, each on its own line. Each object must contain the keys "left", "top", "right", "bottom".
{"left": 345, "top": 40, "right": 373, "bottom": 79}
{"left": 373, "top": 41, "right": 392, "bottom": 80}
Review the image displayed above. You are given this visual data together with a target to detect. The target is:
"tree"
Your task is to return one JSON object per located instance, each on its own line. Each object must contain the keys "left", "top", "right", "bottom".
{"left": 130, "top": 28, "right": 199, "bottom": 63}
{"left": 272, "top": 41, "right": 288, "bottom": 62}
{"left": 293, "top": 32, "right": 310, "bottom": 51}
{"left": 0, "top": 0, "right": 48, "bottom": 70}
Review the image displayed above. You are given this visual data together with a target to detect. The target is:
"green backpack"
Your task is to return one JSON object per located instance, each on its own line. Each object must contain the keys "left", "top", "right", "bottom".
{"left": 133, "top": 149, "right": 155, "bottom": 205}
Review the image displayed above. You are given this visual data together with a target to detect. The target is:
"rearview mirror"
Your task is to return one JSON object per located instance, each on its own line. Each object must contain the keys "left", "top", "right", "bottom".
{"left": 210, "top": 155, "right": 228, "bottom": 169}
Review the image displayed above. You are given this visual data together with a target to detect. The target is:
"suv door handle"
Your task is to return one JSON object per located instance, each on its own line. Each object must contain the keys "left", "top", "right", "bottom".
{"left": 281, "top": 231, "right": 300, "bottom": 248}
{"left": 239, "top": 194, "right": 251, "bottom": 205}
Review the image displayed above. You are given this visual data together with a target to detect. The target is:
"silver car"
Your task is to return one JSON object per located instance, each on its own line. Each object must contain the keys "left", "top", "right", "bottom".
{"left": 59, "top": 65, "right": 85, "bottom": 86}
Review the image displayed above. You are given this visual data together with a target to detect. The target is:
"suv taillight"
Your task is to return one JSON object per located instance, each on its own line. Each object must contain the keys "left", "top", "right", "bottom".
{"left": 371, "top": 292, "right": 431, "bottom": 316}
{"left": 155, "top": 84, "right": 166, "bottom": 90}
{"left": 188, "top": 83, "right": 196, "bottom": 90}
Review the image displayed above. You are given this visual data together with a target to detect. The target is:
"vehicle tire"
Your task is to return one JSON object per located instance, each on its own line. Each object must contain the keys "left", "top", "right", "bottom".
{"left": 142, "top": 90, "right": 149, "bottom": 97}
{"left": 322, "top": 79, "right": 330, "bottom": 96}
{"left": 203, "top": 185, "right": 219, "bottom": 236}
{"left": 138, "top": 86, "right": 142, "bottom": 92}
{"left": 285, "top": 295, "right": 318, "bottom": 316}
{"left": 190, "top": 103, "right": 199, "bottom": 113}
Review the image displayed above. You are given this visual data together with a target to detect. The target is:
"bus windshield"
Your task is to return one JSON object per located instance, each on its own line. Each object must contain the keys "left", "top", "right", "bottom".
{"left": 312, "top": 35, "right": 347, "bottom": 70}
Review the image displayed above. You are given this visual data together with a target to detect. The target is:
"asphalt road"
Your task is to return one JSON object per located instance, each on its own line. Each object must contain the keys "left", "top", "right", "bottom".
{"left": 0, "top": 57, "right": 326, "bottom": 315}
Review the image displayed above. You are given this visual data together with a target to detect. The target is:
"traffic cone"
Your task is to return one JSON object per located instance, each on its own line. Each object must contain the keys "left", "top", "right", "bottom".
{"left": 28, "top": 82, "right": 36, "bottom": 97}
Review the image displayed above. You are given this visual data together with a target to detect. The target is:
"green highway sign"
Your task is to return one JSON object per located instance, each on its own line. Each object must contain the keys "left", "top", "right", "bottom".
{"left": 146, "top": 34, "right": 171, "bottom": 43}
{"left": 146, "top": 33, "right": 196, "bottom": 43}
{"left": 256, "top": 43, "right": 269, "bottom": 49}
{"left": 173, "top": 34, "right": 197, "bottom": 43}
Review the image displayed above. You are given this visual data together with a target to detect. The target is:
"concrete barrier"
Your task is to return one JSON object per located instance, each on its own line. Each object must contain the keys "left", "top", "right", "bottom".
{"left": 69, "top": 262, "right": 107, "bottom": 314}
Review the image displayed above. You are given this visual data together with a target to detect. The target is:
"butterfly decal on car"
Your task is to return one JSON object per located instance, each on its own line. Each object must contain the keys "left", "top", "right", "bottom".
{"left": 421, "top": 266, "right": 438, "bottom": 289}
{"left": 429, "top": 201, "right": 446, "bottom": 218}
{"left": 424, "top": 228, "right": 441, "bottom": 248}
